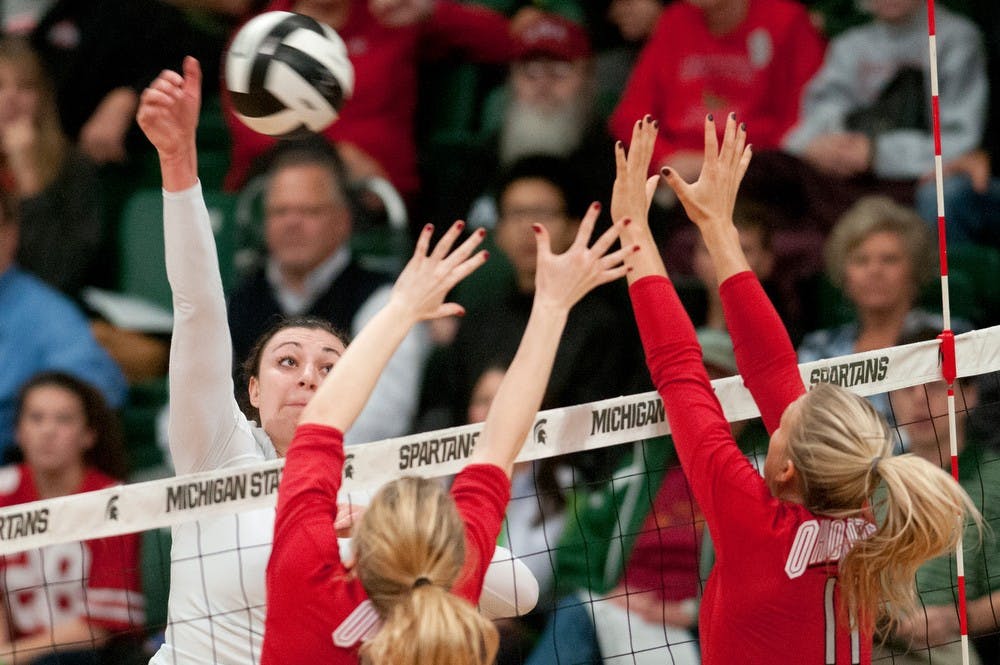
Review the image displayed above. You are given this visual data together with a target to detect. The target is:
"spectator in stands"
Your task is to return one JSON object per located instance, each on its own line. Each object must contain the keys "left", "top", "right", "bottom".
{"left": 223, "top": 0, "right": 519, "bottom": 207}
{"left": 797, "top": 196, "right": 954, "bottom": 422}
{"left": 609, "top": 0, "right": 825, "bottom": 201}
{"left": 426, "top": 155, "right": 639, "bottom": 449}
{"left": 443, "top": 12, "right": 613, "bottom": 230}
{"left": 884, "top": 326, "right": 1000, "bottom": 665}
{"left": 0, "top": 371, "right": 143, "bottom": 664}
{"left": 781, "top": 0, "right": 998, "bottom": 245}
{"left": 30, "top": 0, "right": 222, "bottom": 165}
{"left": 0, "top": 186, "right": 126, "bottom": 458}
{"left": 0, "top": 36, "right": 105, "bottom": 299}
{"left": 525, "top": 329, "right": 751, "bottom": 665}
{"left": 227, "top": 143, "right": 429, "bottom": 445}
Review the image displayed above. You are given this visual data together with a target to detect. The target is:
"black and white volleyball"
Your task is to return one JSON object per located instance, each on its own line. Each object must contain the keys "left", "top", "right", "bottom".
{"left": 225, "top": 11, "right": 354, "bottom": 138}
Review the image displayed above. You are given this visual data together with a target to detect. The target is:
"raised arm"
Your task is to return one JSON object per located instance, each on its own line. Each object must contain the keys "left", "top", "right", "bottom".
{"left": 470, "top": 204, "right": 630, "bottom": 477}
{"left": 137, "top": 57, "right": 252, "bottom": 473}
{"left": 659, "top": 114, "right": 803, "bottom": 432}
{"left": 612, "top": 116, "right": 773, "bottom": 534}
{"left": 298, "top": 222, "right": 487, "bottom": 433}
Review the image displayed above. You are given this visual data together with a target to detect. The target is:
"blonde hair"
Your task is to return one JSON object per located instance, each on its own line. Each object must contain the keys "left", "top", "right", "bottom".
{"left": 0, "top": 37, "right": 67, "bottom": 190}
{"left": 787, "top": 383, "right": 980, "bottom": 630}
{"left": 824, "top": 195, "right": 935, "bottom": 289}
{"left": 353, "top": 477, "right": 499, "bottom": 665}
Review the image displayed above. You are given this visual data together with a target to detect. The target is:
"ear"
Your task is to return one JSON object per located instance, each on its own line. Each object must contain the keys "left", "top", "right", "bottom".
{"left": 248, "top": 375, "right": 261, "bottom": 409}
{"left": 81, "top": 427, "right": 97, "bottom": 452}
{"left": 776, "top": 458, "right": 800, "bottom": 493}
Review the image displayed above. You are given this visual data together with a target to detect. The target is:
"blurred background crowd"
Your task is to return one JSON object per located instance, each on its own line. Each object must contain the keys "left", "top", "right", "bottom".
{"left": 1, "top": 0, "right": 999, "bottom": 662}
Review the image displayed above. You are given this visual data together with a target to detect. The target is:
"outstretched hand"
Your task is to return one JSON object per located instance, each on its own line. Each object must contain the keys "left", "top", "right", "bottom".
{"left": 661, "top": 113, "right": 751, "bottom": 234}
{"left": 136, "top": 56, "right": 201, "bottom": 162}
{"left": 611, "top": 115, "right": 661, "bottom": 229}
{"left": 533, "top": 202, "right": 631, "bottom": 309}
{"left": 389, "top": 221, "right": 488, "bottom": 322}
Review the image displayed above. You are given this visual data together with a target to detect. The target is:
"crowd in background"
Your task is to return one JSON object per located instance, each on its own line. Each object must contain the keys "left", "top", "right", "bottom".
{"left": 0, "top": 0, "right": 999, "bottom": 663}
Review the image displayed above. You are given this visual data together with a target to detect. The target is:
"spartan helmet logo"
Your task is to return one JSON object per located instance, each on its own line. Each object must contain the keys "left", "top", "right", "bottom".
{"left": 344, "top": 454, "right": 355, "bottom": 480}
{"left": 533, "top": 419, "right": 548, "bottom": 445}
{"left": 105, "top": 495, "right": 119, "bottom": 521}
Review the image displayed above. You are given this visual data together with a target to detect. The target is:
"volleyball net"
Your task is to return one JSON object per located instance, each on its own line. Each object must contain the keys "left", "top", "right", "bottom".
{"left": 1, "top": 325, "right": 999, "bottom": 663}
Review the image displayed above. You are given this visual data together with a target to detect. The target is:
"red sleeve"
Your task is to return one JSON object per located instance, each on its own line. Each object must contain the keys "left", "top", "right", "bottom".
{"left": 270, "top": 424, "right": 345, "bottom": 578}
{"left": 608, "top": 12, "right": 675, "bottom": 170}
{"left": 420, "top": 1, "right": 517, "bottom": 62}
{"left": 85, "top": 533, "right": 143, "bottom": 634}
{"left": 719, "top": 271, "right": 805, "bottom": 434}
{"left": 629, "top": 276, "right": 774, "bottom": 542}
{"left": 449, "top": 464, "right": 510, "bottom": 604}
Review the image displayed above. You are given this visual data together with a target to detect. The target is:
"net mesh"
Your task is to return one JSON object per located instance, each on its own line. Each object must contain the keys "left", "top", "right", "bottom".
{"left": 0, "top": 327, "right": 998, "bottom": 663}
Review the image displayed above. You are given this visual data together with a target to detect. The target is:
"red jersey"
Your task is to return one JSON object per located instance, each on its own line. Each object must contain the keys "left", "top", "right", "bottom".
{"left": 610, "top": 0, "right": 824, "bottom": 171}
{"left": 261, "top": 423, "right": 510, "bottom": 664}
{"left": 0, "top": 465, "right": 143, "bottom": 640}
{"left": 629, "top": 272, "right": 872, "bottom": 664}
{"left": 223, "top": 0, "right": 516, "bottom": 197}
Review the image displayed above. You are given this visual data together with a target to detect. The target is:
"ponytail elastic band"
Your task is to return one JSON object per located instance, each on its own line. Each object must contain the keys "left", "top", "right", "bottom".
{"left": 412, "top": 577, "right": 432, "bottom": 589}
{"left": 870, "top": 456, "right": 883, "bottom": 475}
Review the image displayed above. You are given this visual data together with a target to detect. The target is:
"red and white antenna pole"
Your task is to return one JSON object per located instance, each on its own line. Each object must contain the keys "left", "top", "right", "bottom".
{"left": 925, "top": 1, "right": 968, "bottom": 661}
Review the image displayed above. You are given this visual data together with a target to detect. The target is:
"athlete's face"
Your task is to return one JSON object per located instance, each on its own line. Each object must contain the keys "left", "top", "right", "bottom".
{"left": 467, "top": 368, "right": 505, "bottom": 424}
{"left": 248, "top": 327, "right": 346, "bottom": 454}
{"left": 863, "top": 0, "right": 923, "bottom": 24}
{"left": 764, "top": 396, "right": 804, "bottom": 499}
{"left": 16, "top": 385, "right": 94, "bottom": 477}
{"left": 842, "top": 230, "right": 916, "bottom": 315}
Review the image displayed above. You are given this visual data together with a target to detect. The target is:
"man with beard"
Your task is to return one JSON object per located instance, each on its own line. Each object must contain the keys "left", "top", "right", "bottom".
{"left": 438, "top": 12, "right": 615, "bottom": 230}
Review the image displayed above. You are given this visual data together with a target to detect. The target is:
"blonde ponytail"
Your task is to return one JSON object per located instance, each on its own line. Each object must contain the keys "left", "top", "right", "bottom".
{"left": 787, "top": 383, "right": 981, "bottom": 629}
{"left": 353, "top": 476, "right": 499, "bottom": 665}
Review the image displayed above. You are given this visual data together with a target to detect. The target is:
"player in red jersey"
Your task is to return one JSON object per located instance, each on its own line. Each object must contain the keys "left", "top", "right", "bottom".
{"left": 259, "top": 174, "right": 630, "bottom": 661}
{"left": 0, "top": 372, "right": 143, "bottom": 663}
{"left": 612, "top": 113, "right": 979, "bottom": 664}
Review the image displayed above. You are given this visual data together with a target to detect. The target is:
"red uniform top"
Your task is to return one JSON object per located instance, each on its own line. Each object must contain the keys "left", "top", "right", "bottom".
{"left": 0, "top": 465, "right": 143, "bottom": 640}
{"left": 261, "top": 423, "right": 510, "bottom": 664}
{"left": 223, "top": 0, "right": 517, "bottom": 197}
{"left": 610, "top": 0, "right": 824, "bottom": 172}
{"left": 630, "top": 271, "right": 873, "bottom": 664}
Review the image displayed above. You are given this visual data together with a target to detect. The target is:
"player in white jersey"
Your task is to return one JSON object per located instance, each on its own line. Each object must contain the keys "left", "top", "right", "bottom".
{"left": 138, "top": 56, "right": 536, "bottom": 665}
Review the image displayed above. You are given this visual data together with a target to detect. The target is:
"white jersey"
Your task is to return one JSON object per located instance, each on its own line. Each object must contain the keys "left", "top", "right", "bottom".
{"left": 150, "top": 184, "right": 276, "bottom": 665}
{"left": 149, "top": 183, "right": 537, "bottom": 664}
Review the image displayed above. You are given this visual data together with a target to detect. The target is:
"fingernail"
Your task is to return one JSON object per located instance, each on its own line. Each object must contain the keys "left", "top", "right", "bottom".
{"left": 652, "top": 120, "right": 659, "bottom": 129}
{"left": 477, "top": 228, "right": 487, "bottom": 237}
{"left": 532, "top": 224, "right": 542, "bottom": 234}
{"left": 730, "top": 112, "right": 736, "bottom": 120}
{"left": 424, "top": 223, "right": 434, "bottom": 232}
{"left": 747, "top": 144, "right": 753, "bottom": 152}
{"left": 456, "top": 307, "right": 466, "bottom": 317}
{"left": 482, "top": 250, "right": 490, "bottom": 260}
{"left": 660, "top": 166, "right": 672, "bottom": 177}
{"left": 740, "top": 122, "right": 747, "bottom": 132}
{"left": 627, "top": 267, "right": 634, "bottom": 273}
{"left": 622, "top": 218, "right": 631, "bottom": 226}
{"left": 592, "top": 201, "right": 601, "bottom": 212}
{"left": 643, "top": 114, "right": 652, "bottom": 123}
{"left": 616, "top": 140, "right": 623, "bottom": 149}
{"left": 707, "top": 113, "right": 713, "bottom": 121}
{"left": 632, "top": 245, "right": 641, "bottom": 253}
{"left": 455, "top": 220, "right": 465, "bottom": 231}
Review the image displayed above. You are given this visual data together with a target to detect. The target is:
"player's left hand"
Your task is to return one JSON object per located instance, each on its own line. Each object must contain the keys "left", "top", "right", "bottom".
{"left": 389, "top": 220, "right": 487, "bottom": 322}
{"left": 532, "top": 201, "right": 631, "bottom": 311}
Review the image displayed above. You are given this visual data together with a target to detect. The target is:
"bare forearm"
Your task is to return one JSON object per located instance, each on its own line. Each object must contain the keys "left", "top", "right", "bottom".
{"left": 968, "top": 591, "right": 1000, "bottom": 636}
{"left": 473, "top": 301, "right": 568, "bottom": 475}
{"left": 3, "top": 620, "right": 108, "bottom": 664}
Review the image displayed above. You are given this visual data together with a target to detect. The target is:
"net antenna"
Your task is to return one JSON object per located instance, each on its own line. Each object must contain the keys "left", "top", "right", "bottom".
{"left": 925, "top": 0, "right": 970, "bottom": 660}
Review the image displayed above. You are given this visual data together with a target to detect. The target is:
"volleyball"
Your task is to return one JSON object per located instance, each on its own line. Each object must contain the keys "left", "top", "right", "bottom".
{"left": 225, "top": 11, "right": 354, "bottom": 138}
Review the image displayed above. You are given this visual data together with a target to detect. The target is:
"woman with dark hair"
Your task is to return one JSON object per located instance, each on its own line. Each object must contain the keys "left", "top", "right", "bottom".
{"left": 0, "top": 372, "right": 142, "bottom": 664}
{"left": 138, "top": 56, "right": 538, "bottom": 664}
